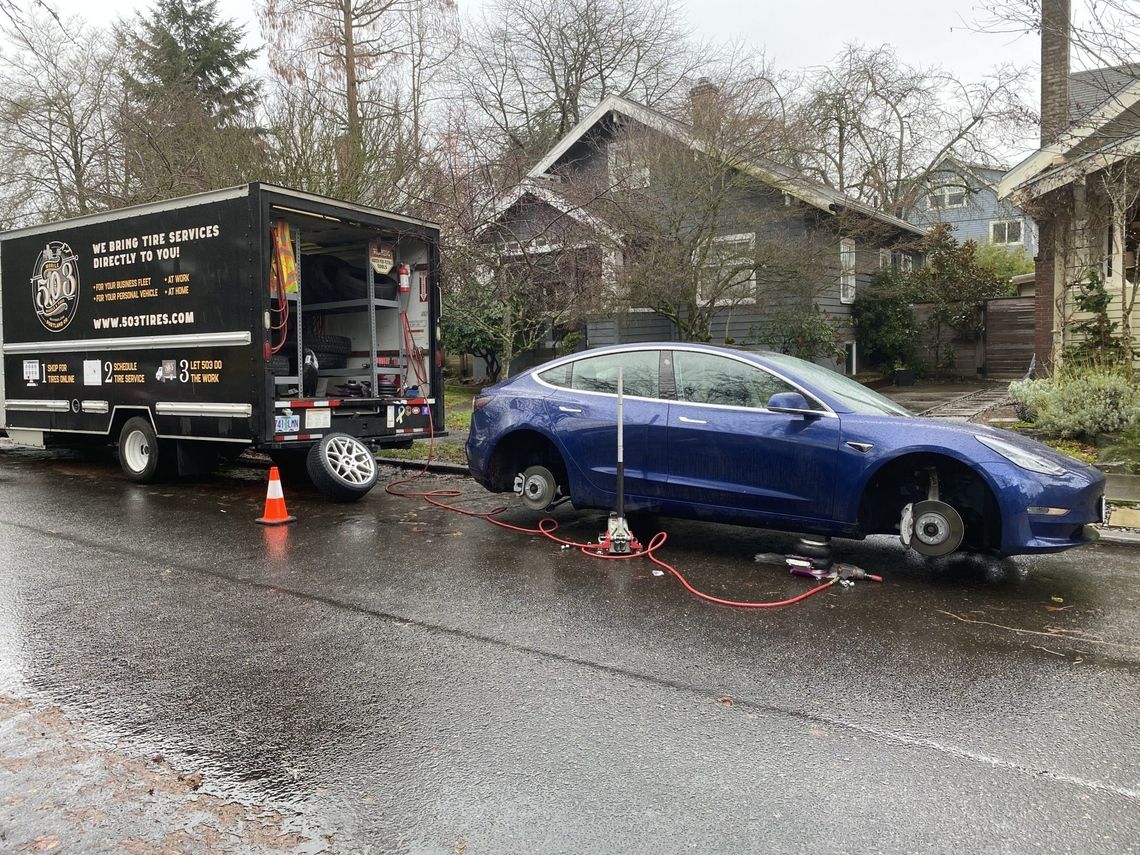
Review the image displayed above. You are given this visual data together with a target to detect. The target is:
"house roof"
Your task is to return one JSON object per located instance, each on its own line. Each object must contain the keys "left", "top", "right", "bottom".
{"left": 479, "top": 178, "right": 621, "bottom": 243}
{"left": 1069, "top": 64, "right": 1140, "bottom": 123}
{"left": 525, "top": 93, "right": 926, "bottom": 237}
{"left": 998, "top": 71, "right": 1140, "bottom": 203}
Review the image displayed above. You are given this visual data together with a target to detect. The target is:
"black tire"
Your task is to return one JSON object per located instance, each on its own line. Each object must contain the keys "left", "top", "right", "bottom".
{"left": 118, "top": 416, "right": 168, "bottom": 483}
{"left": 306, "top": 433, "right": 378, "bottom": 502}
{"left": 268, "top": 353, "right": 290, "bottom": 375}
{"left": 305, "top": 335, "right": 351, "bottom": 357}
{"left": 311, "top": 349, "right": 348, "bottom": 370}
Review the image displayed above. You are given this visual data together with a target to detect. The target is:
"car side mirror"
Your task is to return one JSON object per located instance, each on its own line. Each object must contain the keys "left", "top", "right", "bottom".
{"left": 767, "top": 392, "right": 822, "bottom": 417}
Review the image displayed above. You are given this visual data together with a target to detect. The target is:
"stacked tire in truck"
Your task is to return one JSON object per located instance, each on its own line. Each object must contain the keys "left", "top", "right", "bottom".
{"left": 0, "top": 183, "right": 444, "bottom": 501}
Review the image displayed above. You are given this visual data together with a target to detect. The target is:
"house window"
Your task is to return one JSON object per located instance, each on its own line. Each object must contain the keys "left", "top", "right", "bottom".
{"left": 698, "top": 233, "right": 756, "bottom": 304}
{"left": 990, "top": 220, "right": 1023, "bottom": 245}
{"left": 608, "top": 137, "right": 650, "bottom": 190}
{"left": 839, "top": 238, "right": 856, "bottom": 304}
{"left": 928, "top": 185, "right": 968, "bottom": 210}
{"left": 879, "top": 248, "right": 913, "bottom": 273}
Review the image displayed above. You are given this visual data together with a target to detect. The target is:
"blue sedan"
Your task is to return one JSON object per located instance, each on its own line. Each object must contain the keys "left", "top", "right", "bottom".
{"left": 465, "top": 344, "right": 1105, "bottom": 557}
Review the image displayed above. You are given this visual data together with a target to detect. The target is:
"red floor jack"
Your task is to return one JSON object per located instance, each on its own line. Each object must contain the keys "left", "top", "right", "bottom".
{"left": 597, "top": 369, "right": 643, "bottom": 555}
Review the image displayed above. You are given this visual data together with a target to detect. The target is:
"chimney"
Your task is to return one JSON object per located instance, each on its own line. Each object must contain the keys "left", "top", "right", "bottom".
{"left": 689, "top": 77, "right": 720, "bottom": 126}
{"left": 1040, "top": 0, "right": 1071, "bottom": 146}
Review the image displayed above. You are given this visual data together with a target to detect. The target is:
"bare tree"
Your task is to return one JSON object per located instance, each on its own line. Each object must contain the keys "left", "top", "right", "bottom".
{"left": 454, "top": 0, "right": 707, "bottom": 160}
{"left": 258, "top": 0, "right": 457, "bottom": 209}
{"left": 981, "top": 1, "right": 1140, "bottom": 85}
{"left": 0, "top": 11, "right": 120, "bottom": 224}
{"left": 793, "top": 44, "right": 1033, "bottom": 217}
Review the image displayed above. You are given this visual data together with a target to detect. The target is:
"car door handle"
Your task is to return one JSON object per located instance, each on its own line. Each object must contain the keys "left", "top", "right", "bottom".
{"left": 678, "top": 416, "right": 707, "bottom": 424}
{"left": 558, "top": 406, "right": 583, "bottom": 413}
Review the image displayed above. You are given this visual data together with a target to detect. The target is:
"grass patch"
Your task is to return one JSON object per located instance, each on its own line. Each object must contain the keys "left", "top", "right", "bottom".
{"left": 1041, "top": 438, "right": 1097, "bottom": 464}
{"left": 377, "top": 440, "right": 467, "bottom": 466}
{"left": 1002, "top": 421, "right": 1098, "bottom": 463}
{"left": 443, "top": 384, "right": 478, "bottom": 432}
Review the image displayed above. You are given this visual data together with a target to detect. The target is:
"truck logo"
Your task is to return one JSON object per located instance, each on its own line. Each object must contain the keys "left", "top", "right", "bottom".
{"left": 31, "top": 241, "right": 80, "bottom": 332}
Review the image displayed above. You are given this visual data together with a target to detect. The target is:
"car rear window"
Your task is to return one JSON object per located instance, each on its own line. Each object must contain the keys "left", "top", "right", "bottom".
{"left": 537, "top": 364, "right": 570, "bottom": 387}
{"left": 569, "top": 351, "right": 660, "bottom": 398}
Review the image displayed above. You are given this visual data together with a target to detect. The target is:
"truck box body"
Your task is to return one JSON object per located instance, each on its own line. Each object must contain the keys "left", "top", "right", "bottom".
{"left": 0, "top": 183, "right": 443, "bottom": 495}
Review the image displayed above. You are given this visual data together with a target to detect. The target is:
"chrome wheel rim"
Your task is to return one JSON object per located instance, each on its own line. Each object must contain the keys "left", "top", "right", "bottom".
{"left": 324, "top": 436, "right": 376, "bottom": 484}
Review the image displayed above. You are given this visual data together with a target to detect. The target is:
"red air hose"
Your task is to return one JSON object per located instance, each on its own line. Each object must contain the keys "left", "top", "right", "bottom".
{"left": 384, "top": 411, "right": 851, "bottom": 609}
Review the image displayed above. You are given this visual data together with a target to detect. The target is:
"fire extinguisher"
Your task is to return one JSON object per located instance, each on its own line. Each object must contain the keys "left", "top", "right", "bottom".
{"left": 398, "top": 263, "right": 411, "bottom": 293}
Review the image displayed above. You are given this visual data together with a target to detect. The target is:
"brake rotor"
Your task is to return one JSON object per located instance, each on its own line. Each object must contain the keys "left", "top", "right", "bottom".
{"left": 908, "top": 500, "right": 965, "bottom": 557}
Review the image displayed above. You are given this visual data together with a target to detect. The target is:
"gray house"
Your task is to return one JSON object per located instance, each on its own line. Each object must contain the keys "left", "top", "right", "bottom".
{"left": 485, "top": 93, "right": 924, "bottom": 375}
{"left": 909, "top": 155, "right": 1037, "bottom": 257}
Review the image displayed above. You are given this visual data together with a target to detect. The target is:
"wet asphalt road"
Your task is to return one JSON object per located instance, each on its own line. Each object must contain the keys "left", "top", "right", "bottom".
{"left": 1, "top": 448, "right": 1139, "bottom": 854}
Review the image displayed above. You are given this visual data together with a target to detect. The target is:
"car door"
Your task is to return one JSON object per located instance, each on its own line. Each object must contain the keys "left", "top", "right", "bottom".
{"left": 539, "top": 349, "right": 671, "bottom": 501}
{"left": 664, "top": 350, "right": 841, "bottom": 522}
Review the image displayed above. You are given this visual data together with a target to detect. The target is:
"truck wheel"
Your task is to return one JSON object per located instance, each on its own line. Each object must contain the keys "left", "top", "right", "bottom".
{"left": 306, "top": 433, "right": 378, "bottom": 501}
{"left": 118, "top": 417, "right": 166, "bottom": 483}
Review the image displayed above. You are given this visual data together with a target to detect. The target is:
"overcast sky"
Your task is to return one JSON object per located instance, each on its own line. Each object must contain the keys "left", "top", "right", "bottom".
{"left": 45, "top": 0, "right": 1043, "bottom": 83}
{"left": 44, "top": 0, "right": 1046, "bottom": 158}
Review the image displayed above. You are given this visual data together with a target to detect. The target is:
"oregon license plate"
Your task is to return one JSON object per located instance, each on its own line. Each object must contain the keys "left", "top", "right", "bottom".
{"left": 275, "top": 414, "right": 300, "bottom": 433}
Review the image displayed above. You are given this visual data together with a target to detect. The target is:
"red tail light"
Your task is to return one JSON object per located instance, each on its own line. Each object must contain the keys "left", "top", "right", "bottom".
{"left": 472, "top": 396, "right": 492, "bottom": 412}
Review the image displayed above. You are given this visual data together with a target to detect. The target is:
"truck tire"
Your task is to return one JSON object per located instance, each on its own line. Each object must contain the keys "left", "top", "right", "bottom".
{"left": 306, "top": 433, "right": 378, "bottom": 501}
{"left": 118, "top": 416, "right": 167, "bottom": 483}
{"left": 268, "top": 353, "right": 290, "bottom": 375}
{"left": 305, "top": 335, "right": 351, "bottom": 357}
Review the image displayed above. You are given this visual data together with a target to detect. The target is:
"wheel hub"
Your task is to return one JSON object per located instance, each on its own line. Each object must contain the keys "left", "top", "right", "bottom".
{"left": 906, "top": 499, "right": 965, "bottom": 557}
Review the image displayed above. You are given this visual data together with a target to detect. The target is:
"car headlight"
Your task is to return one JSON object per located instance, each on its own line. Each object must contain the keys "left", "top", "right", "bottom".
{"left": 975, "top": 434, "right": 1066, "bottom": 476}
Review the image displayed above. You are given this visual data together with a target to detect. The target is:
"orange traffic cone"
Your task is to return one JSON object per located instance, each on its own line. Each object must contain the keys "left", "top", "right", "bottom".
{"left": 256, "top": 466, "right": 296, "bottom": 525}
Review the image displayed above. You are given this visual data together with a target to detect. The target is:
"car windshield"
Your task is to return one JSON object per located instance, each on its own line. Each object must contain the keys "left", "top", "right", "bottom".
{"left": 762, "top": 353, "right": 913, "bottom": 417}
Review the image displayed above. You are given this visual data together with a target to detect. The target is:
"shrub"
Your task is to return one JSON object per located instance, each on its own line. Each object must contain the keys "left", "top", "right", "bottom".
{"left": 852, "top": 286, "right": 921, "bottom": 369}
{"left": 1009, "top": 368, "right": 1140, "bottom": 439}
{"left": 1099, "top": 422, "right": 1140, "bottom": 474}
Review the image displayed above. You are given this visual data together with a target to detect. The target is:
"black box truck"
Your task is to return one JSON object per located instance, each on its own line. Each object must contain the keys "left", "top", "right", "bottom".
{"left": 0, "top": 183, "right": 443, "bottom": 500}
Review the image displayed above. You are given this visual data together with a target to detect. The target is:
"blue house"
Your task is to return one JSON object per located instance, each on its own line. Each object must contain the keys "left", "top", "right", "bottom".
{"left": 909, "top": 155, "right": 1037, "bottom": 257}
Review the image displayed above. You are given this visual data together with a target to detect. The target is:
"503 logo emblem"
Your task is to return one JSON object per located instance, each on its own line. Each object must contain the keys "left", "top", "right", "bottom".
{"left": 31, "top": 241, "right": 80, "bottom": 332}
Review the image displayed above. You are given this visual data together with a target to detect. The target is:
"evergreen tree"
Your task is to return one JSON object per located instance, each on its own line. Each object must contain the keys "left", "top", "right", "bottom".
{"left": 122, "top": 0, "right": 258, "bottom": 124}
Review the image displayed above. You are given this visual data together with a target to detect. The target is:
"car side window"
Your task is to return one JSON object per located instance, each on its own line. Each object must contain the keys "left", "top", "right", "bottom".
{"left": 569, "top": 350, "right": 660, "bottom": 398}
{"left": 537, "top": 364, "right": 570, "bottom": 388}
{"left": 673, "top": 351, "right": 796, "bottom": 409}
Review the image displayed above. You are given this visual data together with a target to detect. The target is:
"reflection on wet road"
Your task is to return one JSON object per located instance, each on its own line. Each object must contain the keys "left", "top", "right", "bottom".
{"left": 1, "top": 447, "right": 1139, "bottom": 853}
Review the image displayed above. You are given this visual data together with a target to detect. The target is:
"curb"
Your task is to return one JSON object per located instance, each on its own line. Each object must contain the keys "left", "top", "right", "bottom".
{"left": 377, "top": 457, "right": 470, "bottom": 477}
{"left": 1096, "top": 527, "right": 1140, "bottom": 546}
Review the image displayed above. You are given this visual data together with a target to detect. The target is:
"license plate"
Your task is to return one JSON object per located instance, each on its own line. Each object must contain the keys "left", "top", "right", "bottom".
{"left": 275, "top": 414, "right": 300, "bottom": 433}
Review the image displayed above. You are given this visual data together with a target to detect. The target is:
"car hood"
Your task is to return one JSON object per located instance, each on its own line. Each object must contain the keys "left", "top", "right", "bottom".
{"left": 844, "top": 414, "right": 1099, "bottom": 475}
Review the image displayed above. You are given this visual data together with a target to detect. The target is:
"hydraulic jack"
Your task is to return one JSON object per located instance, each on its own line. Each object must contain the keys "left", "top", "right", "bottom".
{"left": 597, "top": 368, "right": 642, "bottom": 555}
{"left": 757, "top": 535, "right": 882, "bottom": 585}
